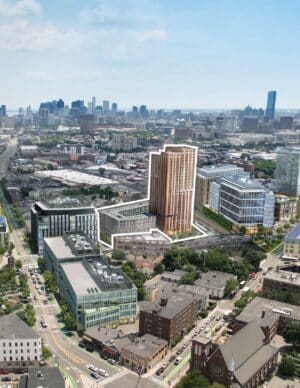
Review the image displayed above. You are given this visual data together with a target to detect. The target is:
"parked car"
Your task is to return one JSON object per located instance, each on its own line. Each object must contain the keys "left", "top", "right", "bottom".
{"left": 176, "top": 347, "right": 183, "bottom": 355}
{"left": 0, "top": 370, "right": 9, "bottom": 375}
{"left": 87, "top": 365, "right": 98, "bottom": 373}
{"left": 169, "top": 355, "right": 176, "bottom": 363}
{"left": 90, "top": 372, "right": 100, "bottom": 380}
{"left": 108, "top": 359, "right": 116, "bottom": 365}
{"left": 98, "top": 369, "right": 109, "bottom": 377}
{"left": 174, "top": 357, "right": 182, "bottom": 365}
{"left": 156, "top": 367, "right": 164, "bottom": 376}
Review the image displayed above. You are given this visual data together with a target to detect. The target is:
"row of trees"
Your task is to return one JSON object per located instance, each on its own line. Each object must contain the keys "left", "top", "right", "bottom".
{"left": 121, "top": 261, "right": 146, "bottom": 300}
{"left": 23, "top": 304, "right": 36, "bottom": 327}
{"left": 278, "top": 321, "right": 300, "bottom": 377}
{"left": 162, "top": 246, "right": 263, "bottom": 284}
{"left": 60, "top": 300, "right": 77, "bottom": 331}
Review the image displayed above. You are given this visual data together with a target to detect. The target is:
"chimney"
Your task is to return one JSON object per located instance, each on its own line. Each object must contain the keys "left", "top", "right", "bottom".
{"left": 160, "top": 296, "right": 168, "bottom": 306}
{"left": 261, "top": 310, "right": 266, "bottom": 318}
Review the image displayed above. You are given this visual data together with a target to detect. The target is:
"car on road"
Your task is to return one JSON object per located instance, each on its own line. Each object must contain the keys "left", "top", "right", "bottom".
{"left": 108, "top": 359, "right": 116, "bottom": 365}
{"left": 1, "top": 377, "right": 11, "bottom": 382}
{"left": 78, "top": 341, "right": 85, "bottom": 348}
{"left": 87, "top": 365, "right": 98, "bottom": 373}
{"left": 169, "top": 355, "right": 176, "bottom": 363}
{"left": 200, "top": 326, "right": 204, "bottom": 331}
{"left": 183, "top": 343, "right": 187, "bottom": 348}
{"left": 176, "top": 347, "right": 183, "bottom": 355}
{"left": 90, "top": 372, "right": 100, "bottom": 380}
{"left": 98, "top": 369, "right": 109, "bottom": 377}
{"left": 162, "top": 362, "right": 168, "bottom": 368}
{"left": 0, "top": 370, "right": 9, "bottom": 375}
{"left": 174, "top": 357, "right": 182, "bottom": 365}
{"left": 156, "top": 367, "right": 164, "bottom": 376}
{"left": 204, "top": 328, "right": 209, "bottom": 333}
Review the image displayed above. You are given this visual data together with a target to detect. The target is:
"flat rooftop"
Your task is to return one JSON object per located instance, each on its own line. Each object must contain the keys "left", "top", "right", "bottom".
{"left": 114, "top": 229, "right": 169, "bottom": 242}
{"left": 195, "top": 271, "right": 236, "bottom": 291}
{"left": 36, "top": 197, "right": 93, "bottom": 210}
{"left": 44, "top": 233, "right": 99, "bottom": 259}
{"left": 197, "top": 164, "right": 244, "bottom": 178}
{"left": 122, "top": 334, "right": 167, "bottom": 358}
{"left": 61, "top": 257, "right": 134, "bottom": 295}
{"left": 35, "top": 169, "right": 117, "bottom": 186}
{"left": 236, "top": 297, "right": 300, "bottom": 323}
{"left": 99, "top": 199, "right": 150, "bottom": 221}
{"left": 140, "top": 291, "right": 196, "bottom": 320}
{"left": 0, "top": 314, "right": 39, "bottom": 340}
{"left": 264, "top": 269, "right": 300, "bottom": 286}
{"left": 221, "top": 176, "right": 266, "bottom": 190}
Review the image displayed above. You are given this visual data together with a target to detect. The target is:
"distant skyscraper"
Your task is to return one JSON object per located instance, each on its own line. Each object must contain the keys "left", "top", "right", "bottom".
{"left": 149, "top": 145, "right": 197, "bottom": 235}
{"left": 111, "top": 102, "right": 118, "bottom": 115}
{"left": 275, "top": 146, "right": 300, "bottom": 196}
{"left": 265, "top": 90, "right": 277, "bottom": 121}
{"left": 0, "top": 105, "right": 7, "bottom": 118}
{"left": 103, "top": 100, "right": 110, "bottom": 114}
{"left": 139, "top": 105, "right": 148, "bottom": 119}
{"left": 92, "top": 96, "right": 96, "bottom": 114}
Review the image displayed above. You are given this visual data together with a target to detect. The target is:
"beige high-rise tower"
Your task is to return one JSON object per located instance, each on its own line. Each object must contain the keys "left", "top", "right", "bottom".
{"left": 149, "top": 145, "right": 197, "bottom": 235}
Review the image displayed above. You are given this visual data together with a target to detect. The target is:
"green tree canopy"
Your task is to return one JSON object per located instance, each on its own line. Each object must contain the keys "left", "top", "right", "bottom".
{"left": 278, "top": 355, "right": 296, "bottom": 377}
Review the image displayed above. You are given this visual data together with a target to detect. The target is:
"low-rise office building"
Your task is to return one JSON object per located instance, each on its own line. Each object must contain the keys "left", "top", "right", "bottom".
{"left": 274, "top": 195, "right": 299, "bottom": 221}
{"left": 195, "top": 164, "right": 249, "bottom": 210}
{"left": 0, "top": 215, "right": 9, "bottom": 249}
{"left": 31, "top": 197, "right": 97, "bottom": 254}
{"left": 139, "top": 293, "right": 197, "bottom": 345}
{"left": 44, "top": 233, "right": 137, "bottom": 330}
{"left": 98, "top": 200, "right": 156, "bottom": 243}
{"left": 113, "top": 229, "right": 171, "bottom": 257}
{"left": 283, "top": 223, "right": 300, "bottom": 259}
{"left": 209, "top": 177, "right": 275, "bottom": 230}
{"left": 263, "top": 269, "right": 300, "bottom": 305}
{"left": 0, "top": 314, "right": 42, "bottom": 366}
{"left": 194, "top": 271, "right": 237, "bottom": 299}
{"left": 121, "top": 334, "right": 168, "bottom": 373}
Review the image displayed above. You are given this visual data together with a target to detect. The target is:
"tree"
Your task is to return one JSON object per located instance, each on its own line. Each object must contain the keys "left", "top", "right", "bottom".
{"left": 278, "top": 355, "right": 296, "bottom": 377}
{"left": 15, "top": 260, "right": 22, "bottom": 270}
{"left": 177, "top": 370, "right": 224, "bottom": 388}
{"left": 38, "top": 257, "right": 46, "bottom": 272}
{"left": 180, "top": 270, "right": 197, "bottom": 285}
{"left": 154, "top": 262, "right": 164, "bottom": 274}
{"left": 23, "top": 304, "right": 36, "bottom": 327}
{"left": 282, "top": 321, "right": 300, "bottom": 348}
{"left": 112, "top": 250, "right": 126, "bottom": 262}
{"left": 42, "top": 344, "right": 52, "bottom": 359}
{"left": 225, "top": 278, "right": 239, "bottom": 297}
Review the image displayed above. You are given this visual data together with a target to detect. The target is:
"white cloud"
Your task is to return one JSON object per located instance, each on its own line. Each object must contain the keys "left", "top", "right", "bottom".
{"left": 0, "top": 0, "right": 41, "bottom": 17}
{"left": 0, "top": 20, "right": 83, "bottom": 51}
{"left": 139, "top": 28, "right": 167, "bottom": 42}
{"left": 25, "top": 70, "right": 55, "bottom": 81}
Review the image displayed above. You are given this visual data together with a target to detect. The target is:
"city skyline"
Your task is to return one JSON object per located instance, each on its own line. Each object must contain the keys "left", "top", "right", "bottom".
{"left": 1, "top": 0, "right": 300, "bottom": 109}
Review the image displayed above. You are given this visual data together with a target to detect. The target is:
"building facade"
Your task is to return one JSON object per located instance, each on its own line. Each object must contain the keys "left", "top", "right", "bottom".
{"left": 112, "top": 134, "right": 138, "bottom": 152}
{"left": 98, "top": 200, "right": 156, "bottom": 244}
{"left": 0, "top": 314, "right": 42, "bottom": 366}
{"left": 139, "top": 293, "right": 197, "bottom": 345}
{"left": 284, "top": 223, "right": 300, "bottom": 258}
{"left": 31, "top": 198, "right": 97, "bottom": 254}
{"left": 209, "top": 177, "right": 275, "bottom": 229}
{"left": 195, "top": 164, "right": 249, "bottom": 210}
{"left": 0, "top": 215, "right": 9, "bottom": 249}
{"left": 274, "top": 195, "right": 299, "bottom": 221}
{"left": 263, "top": 269, "right": 300, "bottom": 305}
{"left": 149, "top": 145, "right": 197, "bottom": 235}
{"left": 113, "top": 229, "right": 171, "bottom": 257}
{"left": 43, "top": 233, "right": 137, "bottom": 330}
{"left": 275, "top": 146, "right": 300, "bottom": 196}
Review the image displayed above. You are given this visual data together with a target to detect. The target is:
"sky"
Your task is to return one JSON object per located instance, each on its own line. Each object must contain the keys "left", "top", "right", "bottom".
{"left": 1, "top": 0, "right": 300, "bottom": 110}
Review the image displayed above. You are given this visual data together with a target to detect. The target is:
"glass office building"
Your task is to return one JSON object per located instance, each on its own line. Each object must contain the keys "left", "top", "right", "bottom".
{"left": 265, "top": 90, "right": 277, "bottom": 121}
{"left": 275, "top": 146, "right": 300, "bottom": 196}
{"left": 210, "top": 177, "right": 275, "bottom": 228}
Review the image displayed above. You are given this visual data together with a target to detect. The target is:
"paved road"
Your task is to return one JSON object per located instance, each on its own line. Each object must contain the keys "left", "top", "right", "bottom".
{"left": 0, "top": 137, "right": 17, "bottom": 177}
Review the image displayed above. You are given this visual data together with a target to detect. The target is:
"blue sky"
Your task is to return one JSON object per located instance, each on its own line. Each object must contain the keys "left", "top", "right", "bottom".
{"left": 0, "top": 0, "right": 299, "bottom": 109}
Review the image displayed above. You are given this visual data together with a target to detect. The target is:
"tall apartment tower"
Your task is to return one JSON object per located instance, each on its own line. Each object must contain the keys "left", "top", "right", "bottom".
{"left": 265, "top": 90, "right": 277, "bottom": 121}
{"left": 149, "top": 145, "right": 197, "bottom": 235}
{"left": 275, "top": 146, "right": 300, "bottom": 196}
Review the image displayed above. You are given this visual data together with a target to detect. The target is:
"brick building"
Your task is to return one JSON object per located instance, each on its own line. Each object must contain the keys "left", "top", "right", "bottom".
{"left": 139, "top": 292, "right": 197, "bottom": 345}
